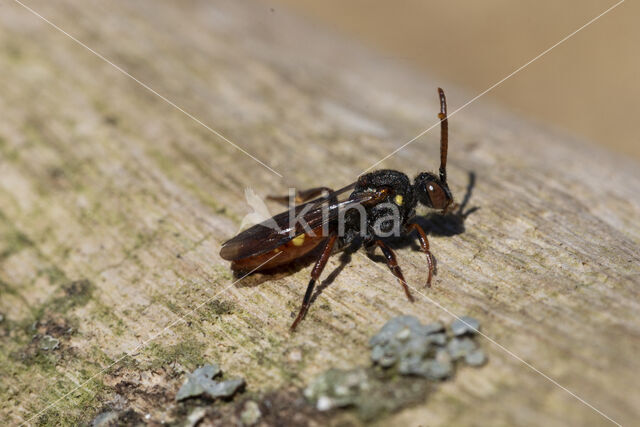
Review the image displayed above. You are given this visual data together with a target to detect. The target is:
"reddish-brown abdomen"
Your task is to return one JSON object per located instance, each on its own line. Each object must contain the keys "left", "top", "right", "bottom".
{"left": 230, "top": 230, "right": 325, "bottom": 272}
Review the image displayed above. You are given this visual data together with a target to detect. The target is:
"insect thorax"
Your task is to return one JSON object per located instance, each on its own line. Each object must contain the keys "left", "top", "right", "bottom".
{"left": 342, "top": 170, "right": 417, "bottom": 241}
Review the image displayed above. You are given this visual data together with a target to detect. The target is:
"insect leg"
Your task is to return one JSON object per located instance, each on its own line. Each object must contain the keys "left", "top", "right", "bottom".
{"left": 290, "top": 233, "right": 338, "bottom": 331}
{"left": 375, "top": 240, "right": 415, "bottom": 302}
{"left": 406, "top": 223, "right": 434, "bottom": 287}
{"left": 267, "top": 187, "right": 334, "bottom": 206}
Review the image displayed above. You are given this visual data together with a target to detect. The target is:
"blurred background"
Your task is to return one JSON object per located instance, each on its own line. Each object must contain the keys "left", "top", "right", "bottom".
{"left": 274, "top": 0, "right": 639, "bottom": 160}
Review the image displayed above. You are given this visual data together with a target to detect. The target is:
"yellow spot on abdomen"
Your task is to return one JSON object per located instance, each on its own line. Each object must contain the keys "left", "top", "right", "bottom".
{"left": 291, "top": 234, "right": 306, "bottom": 246}
{"left": 394, "top": 195, "right": 404, "bottom": 205}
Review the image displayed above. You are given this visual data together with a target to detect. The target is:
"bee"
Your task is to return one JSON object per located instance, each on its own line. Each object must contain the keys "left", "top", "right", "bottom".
{"left": 221, "top": 89, "right": 454, "bottom": 331}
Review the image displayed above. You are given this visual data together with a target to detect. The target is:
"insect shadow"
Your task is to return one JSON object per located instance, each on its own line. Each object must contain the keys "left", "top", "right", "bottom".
{"left": 234, "top": 247, "right": 326, "bottom": 289}
{"left": 409, "top": 170, "right": 478, "bottom": 238}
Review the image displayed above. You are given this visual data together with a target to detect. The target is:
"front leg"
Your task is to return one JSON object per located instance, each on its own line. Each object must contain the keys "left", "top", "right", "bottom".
{"left": 406, "top": 223, "right": 434, "bottom": 287}
{"left": 375, "top": 240, "right": 415, "bottom": 302}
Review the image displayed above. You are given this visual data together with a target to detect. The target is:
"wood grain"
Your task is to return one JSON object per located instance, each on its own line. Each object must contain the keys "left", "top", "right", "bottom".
{"left": 0, "top": 1, "right": 639, "bottom": 425}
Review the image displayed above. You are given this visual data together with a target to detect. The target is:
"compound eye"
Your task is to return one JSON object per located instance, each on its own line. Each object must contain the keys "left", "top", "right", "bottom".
{"left": 426, "top": 183, "right": 447, "bottom": 209}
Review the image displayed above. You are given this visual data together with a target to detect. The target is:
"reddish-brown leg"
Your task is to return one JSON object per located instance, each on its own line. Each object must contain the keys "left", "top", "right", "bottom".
{"left": 375, "top": 240, "right": 415, "bottom": 302}
{"left": 290, "top": 233, "right": 338, "bottom": 331}
{"left": 267, "top": 187, "right": 334, "bottom": 206}
{"left": 407, "top": 223, "right": 434, "bottom": 287}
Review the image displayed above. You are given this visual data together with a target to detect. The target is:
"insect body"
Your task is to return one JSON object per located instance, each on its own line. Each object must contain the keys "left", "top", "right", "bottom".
{"left": 220, "top": 88, "right": 454, "bottom": 331}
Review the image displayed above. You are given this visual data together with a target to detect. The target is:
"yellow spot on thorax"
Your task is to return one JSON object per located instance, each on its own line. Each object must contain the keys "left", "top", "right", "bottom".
{"left": 394, "top": 195, "right": 404, "bottom": 205}
{"left": 291, "top": 234, "right": 306, "bottom": 246}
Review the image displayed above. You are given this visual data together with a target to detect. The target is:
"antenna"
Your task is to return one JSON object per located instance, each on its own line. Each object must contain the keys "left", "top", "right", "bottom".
{"left": 437, "top": 88, "right": 448, "bottom": 184}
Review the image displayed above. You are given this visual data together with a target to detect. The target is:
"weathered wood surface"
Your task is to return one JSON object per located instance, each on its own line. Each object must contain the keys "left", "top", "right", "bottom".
{"left": 1, "top": 0, "right": 639, "bottom": 425}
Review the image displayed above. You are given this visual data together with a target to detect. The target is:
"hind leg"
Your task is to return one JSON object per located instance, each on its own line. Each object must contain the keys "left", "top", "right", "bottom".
{"left": 290, "top": 233, "right": 338, "bottom": 331}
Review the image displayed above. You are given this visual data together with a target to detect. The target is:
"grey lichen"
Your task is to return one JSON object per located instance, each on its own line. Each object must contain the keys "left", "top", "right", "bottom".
{"left": 240, "top": 400, "right": 262, "bottom": 425}
{"left": 91, "top": 410, "right": 119, "bottom": 426}
{"left": 304, "top": 368, "right": 370, "bottom": 411}
{"left": 370, "top": 315, "right": 486, "bottom": 375}
{"left": 185, "top": 407, "right": 207, "bottom": 427}
{"left": 176, "top": 363, "right": 245, "bottom": 401}
{"left": 303, "top": 366, "right": 431, "bottom": 420}
{"left": 447, "top": 337, "right": 477, "bottom": 360}
{"left": 451, "top": 316, "right": 481, "bottom": 336}
{"left": 40, "top": 334, "right": 60, "bottom": 351}
{"left": 304, "top": 315, "right": 488, "bottom": 419}
{"left": 464, "top": 349, "right": 488, "bottom": 366}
